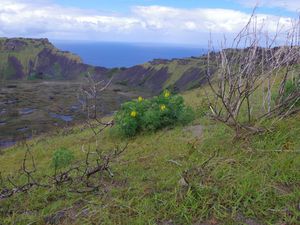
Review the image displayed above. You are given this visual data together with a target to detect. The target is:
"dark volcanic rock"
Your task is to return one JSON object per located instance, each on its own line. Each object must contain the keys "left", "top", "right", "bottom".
{"left": 7, "top": 56, "right": 25, "bottom": 79}
{"left": 6, "top": 85, "right": 17, "bottom": 88}
{"left": 115, "top": 65, "right": 149, "bottom": 85}
{"left": 3, "top": 39, "right": 28, "bottom": 51}
{"left": 114, "top": 65, "right": 170, "bottom": 94}
{"left": 34, "top": 49, "right": 109, "bottom": 80}
{"left": 143, "top": 67, "right": 169, "bottom": 94}
{"left": 174, "top": 67, "right": 203, "bottom": 91}
{"left": 0, "top": 38, "right": 109, "bottom": 80}
{"left": 174, "top": 65, "right": 215, "bottom": 91}
{"left": 94, "top": 66, "right": 109, "bottom": 80}
{"left": 35, "top": 48, "right": 85, "bottom": 79}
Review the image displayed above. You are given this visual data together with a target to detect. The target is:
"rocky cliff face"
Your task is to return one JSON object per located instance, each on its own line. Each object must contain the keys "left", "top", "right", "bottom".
{"left": 113, "top": 65, "right": 169, "bottom": 94}
{"left": 0, "top": 38, "right": 211, "bottom": 93}
{"left": 113, "top": 57, "right": 212, "bottom": 94}
{"left": 0, "top": 38, "right": 108, "bottom": 80}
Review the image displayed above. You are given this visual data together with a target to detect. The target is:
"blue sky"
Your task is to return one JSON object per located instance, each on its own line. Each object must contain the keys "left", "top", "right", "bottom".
{"left": 0, "top": 0, "right": 299, "bottom": 45}
{"left": 54, "top": 0, "right": 244, "bottom": 12}
{"left": 52, "top": 0, "right": 296, "bottom": 16}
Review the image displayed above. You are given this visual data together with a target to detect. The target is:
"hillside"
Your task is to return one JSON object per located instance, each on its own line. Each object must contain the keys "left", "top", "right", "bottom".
{"left": 113, "top": 57, "right": 210, "bottom": 94}
{"left": 0, "top": 87, "right": 299, "bottom": 224}
{"left": 0, "top": 38, "right": 210, "bottom": 93}
{"left": 1, "top": 37, "right": 299, "bottom": 224}
{"left": 0, "top": 38, "right": 108, "bottom": 80}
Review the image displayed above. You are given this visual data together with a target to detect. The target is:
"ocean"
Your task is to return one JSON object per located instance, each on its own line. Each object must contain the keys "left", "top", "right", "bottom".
{"left": 53, "top": 41, "right": 206, "bottom": 68}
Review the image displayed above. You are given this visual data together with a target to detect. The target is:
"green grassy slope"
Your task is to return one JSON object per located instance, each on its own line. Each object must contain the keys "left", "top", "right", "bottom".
{"left": 112, "top": 57, "right": 208, "bottom": 95}
{"left": 0, "top": 87, "right": 299, "bottom": 224}
{"left": 0, "top": 38, "right": 82, "bottom": 80}
{"left": 142, "top": 57, "right": 207, "bottom": 91}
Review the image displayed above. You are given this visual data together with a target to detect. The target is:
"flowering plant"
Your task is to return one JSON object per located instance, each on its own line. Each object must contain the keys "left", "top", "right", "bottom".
{"left": 130, "top": 111, "right": 137, "bottom": 117}
{"left": 138, "top": 96, "right": 143, "bottom": 102}
{"left": 114, "top": 90, "right": 194, "bottom": 137}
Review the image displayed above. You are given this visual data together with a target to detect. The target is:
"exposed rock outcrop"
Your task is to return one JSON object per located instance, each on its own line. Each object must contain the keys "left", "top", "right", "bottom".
{"left": 0, "top": 38, "right": 108, "bottom": 81}
{"left": 113, "top": 66, "right": 171, "bottom": 94}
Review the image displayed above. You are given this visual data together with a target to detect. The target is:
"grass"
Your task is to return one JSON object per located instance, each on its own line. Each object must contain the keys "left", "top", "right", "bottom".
{"left": 0, "top": 88, "right": 299, "bottom": 224}
{"left": 142, "top": 58, "right": 207, "bottom": 90}
{"left": 162, "top": 58, "right": 206, "bottom": 89}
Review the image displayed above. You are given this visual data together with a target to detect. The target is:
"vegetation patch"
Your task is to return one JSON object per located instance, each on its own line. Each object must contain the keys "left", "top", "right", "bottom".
{"left": 0, "top": 88, "right": 299, "bottom": 224}
{"left": 51, "top": 147, "right": 74, "bottom": 171}
{"left": 114, "top": 90, "right": 194, "bottom": 137}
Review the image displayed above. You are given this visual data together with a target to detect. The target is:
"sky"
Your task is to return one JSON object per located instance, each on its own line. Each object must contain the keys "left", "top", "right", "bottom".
{"left": 0, "top": 0, "right": 299, "bottom": 46}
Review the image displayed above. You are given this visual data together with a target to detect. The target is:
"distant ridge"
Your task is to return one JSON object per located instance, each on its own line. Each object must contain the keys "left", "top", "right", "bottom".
{"left": 0, "top": 37, "right": 108, "bottom": 81}
{"left": 0, "top": 38, "right": 212, "bottom": 93}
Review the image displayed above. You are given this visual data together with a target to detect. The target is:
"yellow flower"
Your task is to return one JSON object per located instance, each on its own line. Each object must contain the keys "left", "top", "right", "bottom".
{"left": 160, "top": 104, "right": 166, "bottom": 111}
{"left": 130, "top": 111, "right": 137, "bottom": 117}
{"left": 138, "top": 96, "right": 143, "bottom": 102}
{"left": 164, "top": 90, "right": 170, "bottom": 98}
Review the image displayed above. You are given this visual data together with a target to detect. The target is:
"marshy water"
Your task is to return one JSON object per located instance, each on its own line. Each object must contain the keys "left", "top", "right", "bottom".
{"left": 0, "top": 80, "right": 141, "bottom": 149}
{"left": 48, "top": 112, "right": 73, "bottom": 122}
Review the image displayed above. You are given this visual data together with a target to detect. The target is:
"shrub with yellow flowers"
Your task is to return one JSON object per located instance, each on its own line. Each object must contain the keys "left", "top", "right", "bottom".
{"left": 160, "top": 104, "right": 166, "bottom": 111}
{"left": 138, "top": 96, "right": 143, "bottom": 102}
{"left": 114, "top": 90, "right": 194, "bottom": 137}
{"left": 163, "top": 90, "right": 170, "bottom": 98}
{"left": 130, "top": 110, "right": 137, "bottom": 117}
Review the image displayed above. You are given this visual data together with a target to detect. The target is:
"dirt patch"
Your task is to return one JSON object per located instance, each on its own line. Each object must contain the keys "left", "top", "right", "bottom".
{"left": 184, "top": 125, "right": 203, "bottom": 138}
{"left": 235, "top": 213, "right": 261, "bottom": 225}
{"left": 44, "top": 200, "right": 86, "bottom": 225}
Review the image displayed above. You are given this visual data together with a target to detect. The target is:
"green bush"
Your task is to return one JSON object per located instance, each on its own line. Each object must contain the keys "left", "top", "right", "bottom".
{"left": 284, "top": 79, "right": 299, "bottom": 96}
{"left": 114, "top": 90, "right": 194, "bottom": 137}
{"left": 51, "top": 147, "right": 74, "bottom": 170}
{"left": 272, "top": 78, "right": 300, "bottom": 108}
{"left": 283, "top": 78, "right": 300, "bottom": 107}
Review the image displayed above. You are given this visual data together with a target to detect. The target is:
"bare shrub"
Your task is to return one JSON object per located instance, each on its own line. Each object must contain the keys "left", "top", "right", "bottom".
{"left": 78, "top": 73, "right": 114, "bottom": 135}
{"left": 0, "top": 142, "right": 127, "bottom": 199}
{"left": 206, "top": 10, "right": 300, "bottom": 136}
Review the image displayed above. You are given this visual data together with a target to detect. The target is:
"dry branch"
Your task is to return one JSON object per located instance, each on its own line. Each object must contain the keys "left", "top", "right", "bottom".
{"left": 205, "top": 10, "right": 300, "bottom": 136}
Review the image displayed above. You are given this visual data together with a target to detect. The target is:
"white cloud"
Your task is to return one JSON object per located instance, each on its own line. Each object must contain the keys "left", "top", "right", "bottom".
{"left": 0, "top": 0, "right": 296, "bottom": 45}
{"left": 132, "top": 6, "right": 251, "bottom": 32}
{"left": 234, "top": 0, "right": 300, "bottom": 12}
{"left": 1, "top": 1, "right": 141, "bottom": 33}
